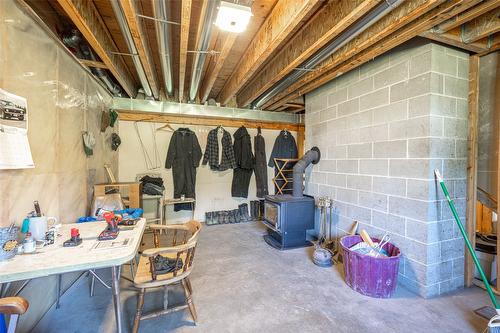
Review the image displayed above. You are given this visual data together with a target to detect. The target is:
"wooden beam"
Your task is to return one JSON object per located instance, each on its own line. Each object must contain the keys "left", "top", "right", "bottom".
{"left": 264, "top": 0, "right": 481, "bottom": 110}
{"left": 199, "top": 32, "right": 238, "bottom": 103}
{"left": 236, "top": 0, "right": 382, "bottom": 108}
{"left": 179, "top": 0, "right": 192, "bottom": 102}
{"left": 496, "top": 52, "right": 500, "bottom": 300}
{"left": 119, "top": 0, "right": 160, "bottom": 99}
{"left": 462, "top": 7, "right": 500, "bottom": 43}
{"left": 465, "top": 55, "right": 479, "bottom": 288}
{"left": 56, "top": 0, "right": 136, "bottom": 97}
{"left": 433, "top": 0, "right": 500, "bottom": 33}
{"left": 217, "top": 0, "right": 322, "bottom": 105}
{"left": 420, "top": 30, "right": 490, "bottom": 53}
{"left": 116, "top": 110, "right": 305, "bottom": 132}
{"left": 78, "top": 59, "right": 108, "bottom": 69}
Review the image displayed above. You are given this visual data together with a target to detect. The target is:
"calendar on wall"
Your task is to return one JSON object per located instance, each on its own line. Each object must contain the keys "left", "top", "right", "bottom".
{"left": 0, "top": 88, "right": 34, "bottom": 169}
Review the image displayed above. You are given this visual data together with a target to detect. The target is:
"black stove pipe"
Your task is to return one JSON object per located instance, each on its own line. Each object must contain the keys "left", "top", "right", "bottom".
{"left": 293, "top": 147, "right": 321, "bottom": 197}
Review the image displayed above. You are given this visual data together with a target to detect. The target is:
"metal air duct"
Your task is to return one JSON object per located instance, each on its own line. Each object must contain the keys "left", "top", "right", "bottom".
{"left": 252, "top": 0, "right": 403, "bottom": 109}
{"left": 189, "top": 0, "right": 220, "bottom": 102}
{"left": 110, "top": 0, "right": 153, "bottom": 98}
{"left": 153, "top": 0, "right": 174, "bottom": 97}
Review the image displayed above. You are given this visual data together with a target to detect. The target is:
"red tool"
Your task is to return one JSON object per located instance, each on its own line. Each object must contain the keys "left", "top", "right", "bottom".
{"left": 63, "top": 228, "right": 82, "bottom": 247}
{"left": 98, "top": 212, "right": 119, "bottom": 241}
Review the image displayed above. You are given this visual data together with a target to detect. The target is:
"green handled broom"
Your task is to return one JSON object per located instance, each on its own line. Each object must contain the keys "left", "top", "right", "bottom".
{"left": 435, "top": 169, "right": 500, "bottom": 332}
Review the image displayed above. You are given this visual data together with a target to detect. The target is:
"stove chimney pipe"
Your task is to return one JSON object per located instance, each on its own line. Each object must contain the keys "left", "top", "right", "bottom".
{"left": 293, "top": 147, "right": 321, "bottom": 197}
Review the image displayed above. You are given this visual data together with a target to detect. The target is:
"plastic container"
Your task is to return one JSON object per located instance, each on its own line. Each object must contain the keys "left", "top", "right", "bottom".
{"left": 0, "top": 226, "right": 19, "bottom": 261}
{"left": 340, "top": 235, "right": 401, "bottom": 298}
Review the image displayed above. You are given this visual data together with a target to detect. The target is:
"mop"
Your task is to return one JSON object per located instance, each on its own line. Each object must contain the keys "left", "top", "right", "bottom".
{"left": 435, "top": 169, "right": 500, "bottom": 332}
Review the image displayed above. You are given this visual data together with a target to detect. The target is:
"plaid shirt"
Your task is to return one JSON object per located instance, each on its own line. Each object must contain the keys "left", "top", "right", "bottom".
{"left": 203, "top": 128, "right": 236, "bottom": 171}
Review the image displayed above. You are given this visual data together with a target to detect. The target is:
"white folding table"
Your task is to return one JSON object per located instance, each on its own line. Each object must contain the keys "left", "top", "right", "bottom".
{"left": 0, "top": 219, "right": 146, "bottom": 333}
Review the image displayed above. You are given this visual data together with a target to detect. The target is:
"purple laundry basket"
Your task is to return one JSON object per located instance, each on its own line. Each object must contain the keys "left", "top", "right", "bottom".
{"left": 340, "top": 235, "right": 401, "bottom": 298}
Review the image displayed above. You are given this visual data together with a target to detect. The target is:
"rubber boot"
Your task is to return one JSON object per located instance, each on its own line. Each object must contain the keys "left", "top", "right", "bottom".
{"left": 223, "top": 211, "right": 229, "bottom": 224}
{"left": 254, "top": 200, "right": 261, "bottom": 221}
{"left": 228, "top": 210, "right": 235, "bottom": 223}
{"left": 239, "top": 204, "right": 250, "bottom": 222}
{"left": 232, "top": 209, "right": 240, "bottom": 223}
{"left": 250, "top": 201, "right": 258, "bottom": 221}
{"left": 212, "top": 211, "right": 220, "bottom": 225}
{"left": 205, "top": 212, "right": 212, "bottom": 225}
{"left": 260, "top": 200, "right": 265, "bottom": 220}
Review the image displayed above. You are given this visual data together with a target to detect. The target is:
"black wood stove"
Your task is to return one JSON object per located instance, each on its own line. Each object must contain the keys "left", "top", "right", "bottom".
{"left": 262, "top": 147, "right": 320, "bottom": 250}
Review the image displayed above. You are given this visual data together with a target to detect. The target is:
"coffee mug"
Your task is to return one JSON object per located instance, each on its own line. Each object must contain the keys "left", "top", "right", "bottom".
{"left": 29, "top": 216, "right": 58, "bottom": 241}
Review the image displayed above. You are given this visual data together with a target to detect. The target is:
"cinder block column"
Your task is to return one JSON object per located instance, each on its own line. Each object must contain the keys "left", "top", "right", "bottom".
{"left": 304, "top": 40, "right": 469, "bottom": 297}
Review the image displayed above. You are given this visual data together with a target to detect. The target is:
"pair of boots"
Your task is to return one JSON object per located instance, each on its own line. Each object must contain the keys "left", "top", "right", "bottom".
{"left": 205, "top": 206, "right": 250, "bottom": 226}
{"left": 249, "top": 200, "right": 265, "bottom": 221}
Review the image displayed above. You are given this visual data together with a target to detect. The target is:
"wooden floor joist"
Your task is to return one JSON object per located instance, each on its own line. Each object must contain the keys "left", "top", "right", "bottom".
{"left": 264, "top": 0, "right": 482, "bottom": 110}
{"left": 433, "top": 0, "right": 500, "bottom": 33}
{"left": 420, "top": 30, "right": 490, "bottom": 53}
{"left": 117, "top": 110, "right": 304, "bottom": 132}
{"left": 235, "top": 0, "right": 381, "bottom": 108}
{"left": 217, "top": 0, "right": 322, "bottom": 105}
{"left": 178, "top": 0, "right": 192, "bottom": 102}
{"left": 461, "top": 7, "right": 500, "bottom": 43}
{"left": 56, "top": 0, "right": 136, "bottom": 97}
{"left": 199, "top": 33, "right": 238, "bottom": 103}
{"left": 78, "top": 59, "right": 108, "bottom": 69}
{"left": 119, "top": 0, "right": 160, "bottom": 99}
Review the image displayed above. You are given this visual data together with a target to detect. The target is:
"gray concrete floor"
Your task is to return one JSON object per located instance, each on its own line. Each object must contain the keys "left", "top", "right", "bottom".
{"left": 35, "top": 222, "right": 491, "bottom": 333}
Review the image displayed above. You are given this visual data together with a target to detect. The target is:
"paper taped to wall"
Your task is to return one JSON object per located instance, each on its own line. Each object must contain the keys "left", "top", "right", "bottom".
{"left": 0, "top": 88, "right": 34, "bottom": 169}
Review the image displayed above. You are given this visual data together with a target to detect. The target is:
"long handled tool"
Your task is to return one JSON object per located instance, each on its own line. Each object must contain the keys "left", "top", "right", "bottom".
{"left": 435, "top": 169, "right": 500, "bottom": 333}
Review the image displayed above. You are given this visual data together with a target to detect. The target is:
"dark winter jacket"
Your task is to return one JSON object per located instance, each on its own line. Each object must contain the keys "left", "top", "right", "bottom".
{"left": 165, "top": 128, "right": 202, "bottom": 211}
{"left": 232, "top": 126, "right": 254, "bottom": 198}
{"left": 268, "top": 130, "right": 298, "bottom": 167}
{"left": 202, "top": 127, "right": 236, "bottom": 171}
{"left": 254, "top": 128, "right": 268, "bottom": 198}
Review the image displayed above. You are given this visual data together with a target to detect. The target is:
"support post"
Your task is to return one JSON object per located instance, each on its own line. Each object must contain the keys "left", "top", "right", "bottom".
{"left": 465, "top": 55, "right": 479, "bottom": 287}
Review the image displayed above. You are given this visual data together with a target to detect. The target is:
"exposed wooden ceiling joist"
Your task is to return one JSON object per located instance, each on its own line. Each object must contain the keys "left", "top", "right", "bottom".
{"left": 433, "top": 0, "right": 500, "bottom": 33}
{"left": 264, "top": 0, "right": 482, "bottom": 110}
{"left": 56, "top": 0, "right": 136, "bottom": 97}
{"left": 199, "top": 32, "right": 238, "bottom": 103}
{"left": 217, "top": 0, "right": 323, "bottom": 105}
{"left": 79, "top": 59, "right": 108, "bottom": 69}
{"left": 461, "top": 7, "right": 500, "bottom": 43}
{"left": 236, "top": 0, "right": 382, "bottom": 108}
{"left": 420, "top": 29, "right": 491, "bottom": 53}
{"left": 178, "top": 0, "right": 192, "bottom": 102}
{"left": 118, "top": 0, "right": 160, "bottom": 99}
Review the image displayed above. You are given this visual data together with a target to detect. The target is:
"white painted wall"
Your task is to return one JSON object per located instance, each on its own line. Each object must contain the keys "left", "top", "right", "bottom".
{"left": 118, "top": 120, "right": 296, "bottom": 222}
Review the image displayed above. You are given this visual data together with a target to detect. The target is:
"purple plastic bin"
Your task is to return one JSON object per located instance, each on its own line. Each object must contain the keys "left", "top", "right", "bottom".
{"left": 340, "top": 235, "right": 401, "bottom": 298}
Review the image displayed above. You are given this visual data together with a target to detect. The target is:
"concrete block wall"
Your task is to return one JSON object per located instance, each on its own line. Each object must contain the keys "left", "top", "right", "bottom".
{"left": 304, "top": 40, "right": 469, "bottom": 297}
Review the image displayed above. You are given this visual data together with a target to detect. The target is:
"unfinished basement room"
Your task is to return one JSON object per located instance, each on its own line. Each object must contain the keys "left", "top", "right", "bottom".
{"left": 0, "top": 0, "right": 500, "bottom": 332}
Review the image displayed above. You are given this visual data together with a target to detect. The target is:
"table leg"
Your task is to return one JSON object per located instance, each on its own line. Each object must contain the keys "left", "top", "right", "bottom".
{"left": 56, "top": 274, "right": 62, "bottom": 309}
{"left": 111, "top": 266, "right": 123, "bottom": 333}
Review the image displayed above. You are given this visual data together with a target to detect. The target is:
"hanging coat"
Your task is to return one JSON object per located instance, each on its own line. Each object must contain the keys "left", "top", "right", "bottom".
{"left": 165, "top": 128, "right": 202, "bottom": 211}
{"left": 268, "top": 130, "right": 298, "bottom": 167}
{"left": 232, "top": 126, "right": 254, "bottom": 198}
{"left": 268, "top": 130, "right": 298, "bottom": 194}
{"left": 202, "top": 127, "right": 236, "bottom": 171}
{"left": 254, "top": 128, "right": 268, "bottom": 198}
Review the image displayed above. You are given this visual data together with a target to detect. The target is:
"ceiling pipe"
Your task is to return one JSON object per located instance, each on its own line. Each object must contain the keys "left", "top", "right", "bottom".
{"left": 189, "top": 0, "right": 220, "bottom": 102}
{"left": 153, "top": 0, "right": 174, "bottom": 97}
{"left": 251, "top": 0, "right": 403, "bottom": 109}
{"left": 110, "top": 0, "right": 153, "bottom": 98}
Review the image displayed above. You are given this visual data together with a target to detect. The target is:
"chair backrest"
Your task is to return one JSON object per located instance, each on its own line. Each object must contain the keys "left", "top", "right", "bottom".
{"left": 145, "top": 220, "right": 202, "bottom": 281}
{"left": 0, "top": 297, "right": 29, "bottom": 333}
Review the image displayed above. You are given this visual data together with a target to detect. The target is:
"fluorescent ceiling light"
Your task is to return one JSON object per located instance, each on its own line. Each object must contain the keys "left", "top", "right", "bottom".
{"left": 215, "top": 1, "right": 252, "bottom": 33}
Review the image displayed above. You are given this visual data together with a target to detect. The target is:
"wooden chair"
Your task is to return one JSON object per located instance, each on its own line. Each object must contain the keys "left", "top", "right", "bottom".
{"left": 0, "top": 297, "right": 29, "bottom": 333}
{"left": 132, "top": 220, "right": 202, "bottom": 333}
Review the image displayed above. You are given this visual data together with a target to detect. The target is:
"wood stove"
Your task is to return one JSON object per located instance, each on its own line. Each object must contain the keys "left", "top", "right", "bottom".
{"left": 262, "top": 194, "right": 315, "bottom": 249}
{"left": 262, "top": 147, "right": 320, "bottom": 250}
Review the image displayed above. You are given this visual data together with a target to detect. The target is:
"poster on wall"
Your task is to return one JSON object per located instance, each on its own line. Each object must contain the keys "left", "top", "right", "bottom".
{"left": 0, "top": 88, "right": 34, "bottom": 169}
